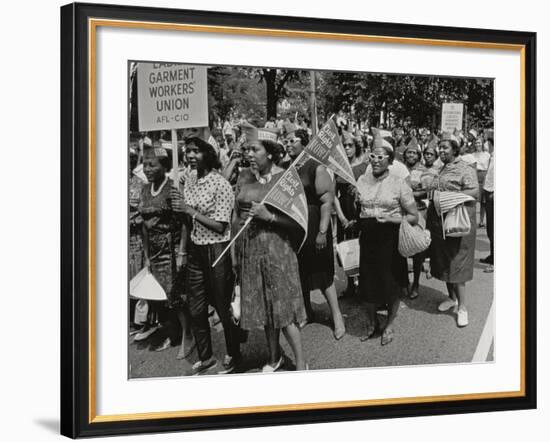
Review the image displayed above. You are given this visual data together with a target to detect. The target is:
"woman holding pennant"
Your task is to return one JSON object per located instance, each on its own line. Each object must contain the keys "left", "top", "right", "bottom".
{"left": 232, "top": 131, "right": 308, "bottom": 372}
{"left": 285, "top": 126, "right": 347, "bottom": 341}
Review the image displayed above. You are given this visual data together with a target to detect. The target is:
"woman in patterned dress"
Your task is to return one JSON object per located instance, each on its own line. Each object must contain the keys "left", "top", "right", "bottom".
{"left": 233, "top": 139, "right": 307, "bottom": 372}
{"left": 139, "top": 146, "right": 190, "bottom": 353}
{"left": 426, "top": 133, "right": 479, "bottom": 328}
{"left": 355, "top": 138, "right": 418, "bottom": 345}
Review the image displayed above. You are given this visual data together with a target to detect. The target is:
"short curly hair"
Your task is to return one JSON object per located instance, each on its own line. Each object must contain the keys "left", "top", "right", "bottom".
{"left": 260, "top": 140, "right": 283, "bottom": 164}
{"left": 440, "top": 139, "right": 461, "bottom": 157}
{"left": 294, "top": 128, "right": 309, "bottom": 146}
{"left": 185, "top": 137, "right": 221, "bottom": 170}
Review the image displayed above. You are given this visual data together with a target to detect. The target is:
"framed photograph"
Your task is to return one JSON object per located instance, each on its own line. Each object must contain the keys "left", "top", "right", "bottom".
{"left": 60, "top": 2, "right": 536, "bottom": 438}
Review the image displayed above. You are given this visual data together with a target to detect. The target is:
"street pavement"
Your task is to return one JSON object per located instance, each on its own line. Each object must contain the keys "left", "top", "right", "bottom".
{"left": 129, "top": 226, "right": 494, "bottom": 378}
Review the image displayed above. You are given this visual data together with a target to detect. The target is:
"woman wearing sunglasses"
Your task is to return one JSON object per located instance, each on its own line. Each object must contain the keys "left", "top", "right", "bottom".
{"left": 334, "top": 132, "right": 368, "bottom": 296}
{"left": 356, "top": 138, "right": 419, "bottom": 345}
{"left": 285, "top": 128, "right": 346, "bottom": 340}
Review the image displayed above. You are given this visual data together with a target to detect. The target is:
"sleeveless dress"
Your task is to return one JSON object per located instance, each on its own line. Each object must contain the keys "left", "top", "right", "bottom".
{"left": 296, "top": 158, "right": 335, "bottom": 291}
{"left": 234, "top": 169, "right": 306, "bottom": 330}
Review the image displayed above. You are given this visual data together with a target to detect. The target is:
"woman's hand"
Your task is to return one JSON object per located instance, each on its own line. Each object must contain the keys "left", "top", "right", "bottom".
{"left": 315, "top": 231, "right": 328, "bottom": 251}
{"left": 249, "top": 202, "right": 272, "bottom": 222}
{"left": 170, "top": 188, "right": 187, "bottom": 213}
{"left": 345, "top": 219, "right": 357, "bottom": 230}
{"left": 376, "top": 213, "right": 402, "bottom": 224}
{"left": 232, "top": 262, "right": 240, "bottom": 280}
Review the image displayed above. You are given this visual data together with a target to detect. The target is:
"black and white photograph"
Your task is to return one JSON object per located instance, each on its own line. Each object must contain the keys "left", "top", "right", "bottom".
{"left": 127, "top": 61, "right": 495, "bottom": 378}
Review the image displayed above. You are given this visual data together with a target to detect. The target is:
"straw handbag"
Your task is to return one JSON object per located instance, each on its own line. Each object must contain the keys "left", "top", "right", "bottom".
{"left": 398, "top": 218, "right": 431, "bottom": 258}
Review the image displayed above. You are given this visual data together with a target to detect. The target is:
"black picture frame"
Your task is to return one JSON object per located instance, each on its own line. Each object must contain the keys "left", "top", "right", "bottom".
{"left": 61, "top": 2, "right": 537, "bottom": 438}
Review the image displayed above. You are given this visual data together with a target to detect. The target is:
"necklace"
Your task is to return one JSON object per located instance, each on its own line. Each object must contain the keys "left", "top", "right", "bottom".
{"left": 150, "top": 176, "right": 168, "bottom": 197}
{"left": 254, "top": 168, "right": 272, "bottom": 185}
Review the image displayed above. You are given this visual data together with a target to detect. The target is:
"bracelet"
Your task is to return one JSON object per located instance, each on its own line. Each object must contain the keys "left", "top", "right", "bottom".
{"left": 178, "top": 252, "right": 188, "bottom": 256}
{"left": 319, "top": 229, "right": 327, "bottom": 235}
{"left": 192, "top": 212, "right": 198, "bottom": 222}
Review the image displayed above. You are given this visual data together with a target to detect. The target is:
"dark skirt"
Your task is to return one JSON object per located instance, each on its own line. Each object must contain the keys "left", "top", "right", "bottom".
{"left": 426, "top": 203, "right": 476, "bottom": 283}
{"left": 297, "top": 204, "right": 335, "bottom": 291}
{"left": 358, "top": 219, "right": 406, "bottom": 305}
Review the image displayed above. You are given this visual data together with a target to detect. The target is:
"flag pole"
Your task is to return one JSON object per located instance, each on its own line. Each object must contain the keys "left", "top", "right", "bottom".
{"left": 310, "top": 71, "right": 318, "bottom": 137}
{"left": 211, "top": 149, "right": 307, "bottom": 268}
{"left": 211, "top": 115, "right": 338, "bottom": 268}
{"left": 171, "top": 129, "right": 179, "bottom": 188}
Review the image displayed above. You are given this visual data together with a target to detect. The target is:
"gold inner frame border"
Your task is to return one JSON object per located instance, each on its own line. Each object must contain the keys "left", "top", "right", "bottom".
{"left": 87, "top": 18, "right": 527, "bottom": 424}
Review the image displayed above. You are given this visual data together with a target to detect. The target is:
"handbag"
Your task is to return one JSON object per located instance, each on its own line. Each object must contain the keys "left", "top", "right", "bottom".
{"left": 398, "top": 218, "right": 431, "bottom": 258}
{"left": 230, "top": 284, "right": 241, "bottom": 325}
{"left": 443, "top": 203, "right": 471, "bottom": 237}
{"left": 336, "top": 238, "right": 360, "bottom": 277}
{"left": 134, "top": 299, "right": 149, "bottom": 325}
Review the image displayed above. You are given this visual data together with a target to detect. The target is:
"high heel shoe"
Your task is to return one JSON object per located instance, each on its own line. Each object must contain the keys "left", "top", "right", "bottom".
{"left": 381, "top": 328, "right": 394, "bottom": 346}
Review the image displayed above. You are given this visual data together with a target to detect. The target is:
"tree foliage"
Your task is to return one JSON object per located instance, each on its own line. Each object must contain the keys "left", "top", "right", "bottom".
{"left": 319, "top": 72, "right": 494, "bottom": 130}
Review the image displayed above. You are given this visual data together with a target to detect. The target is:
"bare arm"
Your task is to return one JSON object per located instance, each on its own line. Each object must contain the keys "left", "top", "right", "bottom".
{"left": 333, "top": 188, "right": 348, "bottom": 225}
{"left": 170, "top": 187, "right": 228, "bottom": 234}
{"left": 315, "top": 165, "right": 334, "bottom": 234}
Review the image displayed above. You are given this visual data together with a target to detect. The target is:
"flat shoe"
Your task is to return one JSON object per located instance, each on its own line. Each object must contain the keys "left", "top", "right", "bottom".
{"left": 360, "top": 326, "right": 376, "bottom": 342}
{"left": 154, "top": 337, "right": 171, "bottom": 352}
{"left": 191, "top": 357, "right": 217, "bottom": 376}
{"left": 262, "top": 356, "right": 283, "bottom": 373}
{"left": 133, "top": 325, "right": 159, "bottom": 342}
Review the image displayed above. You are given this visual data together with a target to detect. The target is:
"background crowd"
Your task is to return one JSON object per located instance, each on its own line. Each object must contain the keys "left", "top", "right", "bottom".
{"left": 128, "top": 110, "right": 495, "bottom": 376}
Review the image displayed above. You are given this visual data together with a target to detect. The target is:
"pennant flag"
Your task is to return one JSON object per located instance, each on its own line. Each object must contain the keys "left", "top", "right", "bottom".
{"left": 371, "top": 127, "right": 393, "bottom": 139}
{"left": 130, "top": 267, "right": 168, "bottom": 301}
{"left": 303, "top": 118, "right": 356, "bottom": 186}
{"left": 433, "top": 190, "right": 475, "bottom": 216}
{"left": 263, "top": 165, "right": 309, "bottom": 248}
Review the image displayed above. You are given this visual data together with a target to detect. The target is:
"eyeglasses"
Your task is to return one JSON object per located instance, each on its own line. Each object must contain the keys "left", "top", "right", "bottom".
{"left": 368, "top": 153, "right": 389, "bottom": 161}
{"left": 343, "top": 143, "right": 354, "bottom": 147}
{"left": 284, "top": 138, "right": 301, "bottom": 145}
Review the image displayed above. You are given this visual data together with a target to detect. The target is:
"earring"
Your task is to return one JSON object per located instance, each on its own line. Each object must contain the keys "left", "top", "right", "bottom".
{"left": 268, "top": 155, "right": 272, "bottom": 160}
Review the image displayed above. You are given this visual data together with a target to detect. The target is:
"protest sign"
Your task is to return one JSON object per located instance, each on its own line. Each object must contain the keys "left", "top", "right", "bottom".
{"left": 263, "top": 165, "right": 309, "bottom": 247}
{"left": 441, "top": 102, "right": 464, "bottom": 132}
{"left": 304, "top": 118, "right": 356, "bottom": 186}
{"left": 137, "top": 63, "right": 208, "bottom": 132}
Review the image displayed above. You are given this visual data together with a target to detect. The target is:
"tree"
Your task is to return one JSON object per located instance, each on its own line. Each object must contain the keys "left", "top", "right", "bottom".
{"left": 255, "top": 68, "right": 305, "bottom": 119}
{"left": 319, "top": 71, "right": 494, "bottom": 130}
